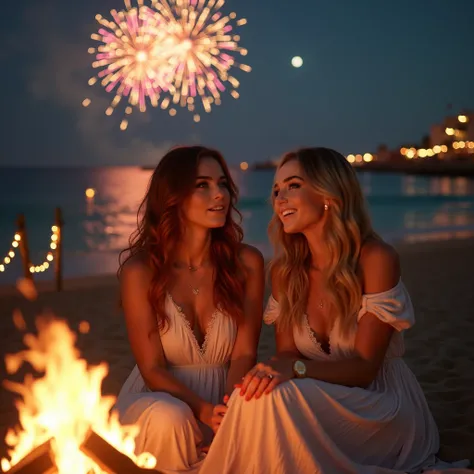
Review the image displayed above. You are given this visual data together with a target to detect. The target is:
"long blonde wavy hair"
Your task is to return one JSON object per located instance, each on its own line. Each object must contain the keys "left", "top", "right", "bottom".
{"left": 269, "top": 147, "right": 378, "bottom": 337}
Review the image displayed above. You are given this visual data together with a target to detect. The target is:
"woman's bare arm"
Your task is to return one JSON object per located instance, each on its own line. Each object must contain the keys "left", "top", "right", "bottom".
{"left": 293, "top": 241, "right": 400, "bottom": 388}
{"left": 240, "top": 241, "right": 401, "bottom": 397}
{"left": 225, "top": 245, "right": 265, "bottom": 396}
{"left": 121, "top": 256, "right": 213, "bottom": 424}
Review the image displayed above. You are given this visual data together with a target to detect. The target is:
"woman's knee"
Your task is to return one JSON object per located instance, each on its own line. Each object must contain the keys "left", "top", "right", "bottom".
{"left": 145, "top": 395, "right": 195, "bottom": 430}
{"left": 120, "top": 393, "right": 195, "bottom": 432}
{"left": 228, "top": 382, "right": 291, "bottom": 409}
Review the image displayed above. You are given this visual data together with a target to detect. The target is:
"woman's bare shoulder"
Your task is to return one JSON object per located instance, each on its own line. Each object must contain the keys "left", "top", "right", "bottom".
{"left": 360, "top": 237, "right": 399, "bottom": 268}
{"left": 359, "top": 237, "right": 400, "bottom": 293}
{"left": 120, "top": 252, "right": 153, "bottom": 283}
{"left": 239, "top": 243, "right": 264, "bottom": 271}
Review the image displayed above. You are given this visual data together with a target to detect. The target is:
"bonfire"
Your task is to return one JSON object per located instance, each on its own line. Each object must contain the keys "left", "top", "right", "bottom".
{"left": 1, "top": 294, "right": 157, "bottom": 474}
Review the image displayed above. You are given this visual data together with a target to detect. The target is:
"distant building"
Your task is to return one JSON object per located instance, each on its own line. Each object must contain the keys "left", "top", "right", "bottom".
{"left": 430, "top": 124, "right": 448, "bottom": 148}
{"left": 430, "top": 111, "right": 473, "bottom": 149}
{"left": 467, "top": 115, "right": 474, "bottom": 141}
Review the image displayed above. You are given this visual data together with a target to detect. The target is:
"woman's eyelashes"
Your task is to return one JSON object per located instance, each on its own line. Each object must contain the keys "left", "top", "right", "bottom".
{"left": 273, "top": 182, "right": 301, "bottom": 197}
{"left": 195, "top": 180, "right": 229, "bottom": 189}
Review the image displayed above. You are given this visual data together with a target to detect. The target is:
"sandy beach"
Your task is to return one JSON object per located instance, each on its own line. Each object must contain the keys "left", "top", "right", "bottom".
{"left": 0, "top": 238, "right": 473, "bottom": 467}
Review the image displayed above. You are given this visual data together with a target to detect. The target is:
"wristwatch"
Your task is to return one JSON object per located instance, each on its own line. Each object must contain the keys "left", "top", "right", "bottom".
{"left": 293, "top": 360, "right": 307, "bottom": 378}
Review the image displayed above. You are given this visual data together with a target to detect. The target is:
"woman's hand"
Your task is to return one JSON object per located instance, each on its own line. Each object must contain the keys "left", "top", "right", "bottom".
{"left": 199, "top": 396, "right": 230, "bottom": 434}
{"left": 210, "top": 404, "right": 228, "bottom": 433}
{"left": 198, "top": 402, "right": 215, "bottom": 429}
{"left": 240, "top": 360, "right": 295, "bottom": 401}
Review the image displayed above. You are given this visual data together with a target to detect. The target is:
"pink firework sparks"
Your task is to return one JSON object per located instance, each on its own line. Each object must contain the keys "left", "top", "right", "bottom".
{"left": 85, "top": 0, "right": 251, "bottom": 129}
{"left": 151, "top": 0, "right": 251, "bottom": 122}
{"left": 86, "top": 0, "right": 173, "bottom": 130}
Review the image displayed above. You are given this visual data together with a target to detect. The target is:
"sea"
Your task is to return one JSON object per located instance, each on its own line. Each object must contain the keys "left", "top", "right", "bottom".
{"left": 1, "top": 167, "right": 474, "bottom": 285}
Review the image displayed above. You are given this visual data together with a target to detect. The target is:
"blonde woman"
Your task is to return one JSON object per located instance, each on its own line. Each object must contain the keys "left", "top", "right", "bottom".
{"left": 200, "top": 148, "right": 470, "bottom": 474}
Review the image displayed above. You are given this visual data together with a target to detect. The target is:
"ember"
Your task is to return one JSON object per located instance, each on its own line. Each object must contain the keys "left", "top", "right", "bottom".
{"left": 1, "top": 314, "right": 157, "bottom": 473}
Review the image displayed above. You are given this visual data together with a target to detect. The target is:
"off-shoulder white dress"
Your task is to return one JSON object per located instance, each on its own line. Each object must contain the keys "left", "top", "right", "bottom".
{"left": 200, "top": 280, "right": 470, "bottom": 474}
{"left": 115, "top": 293, "right": 237, "bottom": 474}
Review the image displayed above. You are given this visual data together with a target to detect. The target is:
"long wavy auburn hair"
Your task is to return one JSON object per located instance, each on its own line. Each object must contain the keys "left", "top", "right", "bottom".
{"left": 118, "top": 145, "right": 245, "bottom": 330}
{"left": 269, "top": 147, "right": 378, "bottom": 337}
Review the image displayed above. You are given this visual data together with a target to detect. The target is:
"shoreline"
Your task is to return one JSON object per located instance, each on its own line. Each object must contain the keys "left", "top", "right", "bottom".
{"left": 1, "top": 237, "right": 473, "bottom": 298}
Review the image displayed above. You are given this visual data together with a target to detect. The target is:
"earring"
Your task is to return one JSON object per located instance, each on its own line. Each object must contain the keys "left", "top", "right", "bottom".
{"left": 324, "top": 203, "right": 329, "bottom": 211}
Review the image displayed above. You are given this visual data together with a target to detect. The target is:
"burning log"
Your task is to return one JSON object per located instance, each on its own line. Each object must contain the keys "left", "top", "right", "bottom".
{"left": 2, "top": 317, "right": 157, "bottom": 473}
{"left": 5, "top": 439, "right": 55, "bottom": 474}
{"left": 80, "top": 429, "right": 160, "bottom": 473}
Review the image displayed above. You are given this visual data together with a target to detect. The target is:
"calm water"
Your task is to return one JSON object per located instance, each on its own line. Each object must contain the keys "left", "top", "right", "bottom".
{"left": 1, "top": 167, "right": 474, "bottom": 284}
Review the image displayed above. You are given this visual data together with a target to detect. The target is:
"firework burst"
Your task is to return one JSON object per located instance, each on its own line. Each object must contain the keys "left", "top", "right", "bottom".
{"left": 150, "top": 0, "right": 251, "bottom": 123}
{"left": 86, "top": 0, "right": 174, "bottom": 130}
{"left": 85, "top": 0, "right": 251, "bottom": 129}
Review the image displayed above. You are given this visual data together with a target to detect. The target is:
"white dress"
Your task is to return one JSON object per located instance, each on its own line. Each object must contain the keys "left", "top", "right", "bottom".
{"left": 115, "top": 293, "right": 237, "bottom": 474}
{"left": 200, "top": 280, "right": 471, "bottom": 474}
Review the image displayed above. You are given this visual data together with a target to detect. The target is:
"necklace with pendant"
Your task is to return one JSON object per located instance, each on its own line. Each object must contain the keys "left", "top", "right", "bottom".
{"left": 172, "top": 260, "right": 208, "bottom": 295}
{"left": 309, "top": 265, "right": 325, "bottom": 309}
{"left": 188, "top": 270, "right": 206, "bottom": 296}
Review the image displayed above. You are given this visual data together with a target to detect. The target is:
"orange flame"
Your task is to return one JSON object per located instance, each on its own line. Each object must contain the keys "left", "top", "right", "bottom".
{"left": 1, "top": 314, "right": 156, "bottom": 473}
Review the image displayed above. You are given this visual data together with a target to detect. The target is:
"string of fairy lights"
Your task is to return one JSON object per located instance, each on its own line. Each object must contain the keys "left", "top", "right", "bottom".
{"left": 0, "top": 233, "right": 20, "bottom": 273}
{"left": 0, "top": 225, "right": 59, "bottom": 275}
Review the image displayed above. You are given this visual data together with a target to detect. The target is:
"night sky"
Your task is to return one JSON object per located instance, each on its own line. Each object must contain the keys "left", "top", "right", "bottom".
{"left": 1, "top": 0, "right": 473, "bottom": 167}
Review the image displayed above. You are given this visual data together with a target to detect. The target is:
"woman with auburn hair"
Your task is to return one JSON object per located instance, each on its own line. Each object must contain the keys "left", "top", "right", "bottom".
{"left": 115, "top": 146, "right": 264, "bottom": 472}
{"left": 201, "top": 147, "right": 470, "bottom": 474}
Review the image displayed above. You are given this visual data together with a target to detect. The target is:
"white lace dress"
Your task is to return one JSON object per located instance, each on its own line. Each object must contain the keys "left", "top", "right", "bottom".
{"left": 115, "top": 293, "right": 237, "bottom": 474}
{"left": 199, "top": 280, "right": 471, "bottom": 474}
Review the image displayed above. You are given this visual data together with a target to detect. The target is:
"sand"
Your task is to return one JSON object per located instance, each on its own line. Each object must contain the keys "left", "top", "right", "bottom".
{"left": 0, "top": 238, "right": 473, "bottom": 467}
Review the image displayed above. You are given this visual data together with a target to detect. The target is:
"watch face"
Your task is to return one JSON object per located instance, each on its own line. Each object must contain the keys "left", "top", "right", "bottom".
{"left": 294, "top": 360, "right": 306, "bottom": 376}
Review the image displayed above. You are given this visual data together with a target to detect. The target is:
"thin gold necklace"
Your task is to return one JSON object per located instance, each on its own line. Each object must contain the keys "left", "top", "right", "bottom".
{"left": 173, "top": 260, "right": 209, "bottom": 273}
{"left": 308, "top": 265, "right": 324, "bottom": 308}
{"left": 172, "top": 261, "right": 209, "bottom": 295}
{"left": 189, "top": 268, "right": 207, "bottom": 295}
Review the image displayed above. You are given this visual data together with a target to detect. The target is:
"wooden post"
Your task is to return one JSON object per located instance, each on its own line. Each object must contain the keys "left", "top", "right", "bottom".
{"left": 55, "top": 207, "right": 64, "bottom": 292}
{"left": 16, "top": 214, "right": 33, "bottom": 281}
